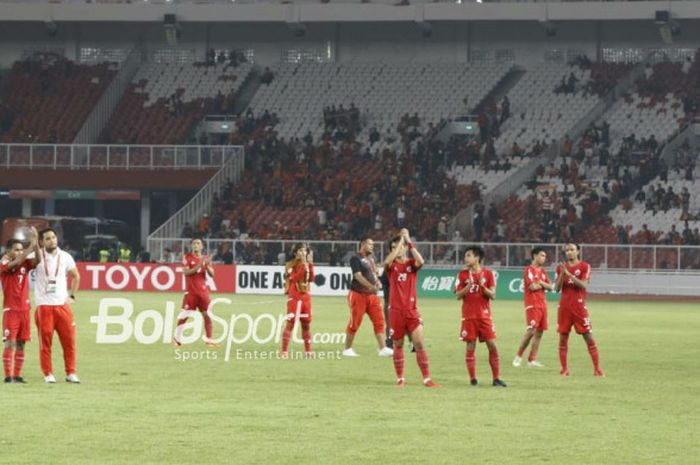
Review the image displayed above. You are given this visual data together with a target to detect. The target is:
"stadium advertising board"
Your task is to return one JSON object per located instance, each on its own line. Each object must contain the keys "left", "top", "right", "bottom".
{"left": 236, "top": 265, "right": 353, "bottom": 296}
{"left": 76, "top": 262, "right": 236, "bottom": 293}
{"left": 417, "top": 268, "right": 560, "bottom": 301}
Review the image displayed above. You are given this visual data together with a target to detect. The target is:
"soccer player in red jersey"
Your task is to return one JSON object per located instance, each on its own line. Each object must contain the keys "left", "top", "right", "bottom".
{"left": 513, "top": 247, "right": 552, "bottom": 368}
{"left": 454, "top": 246, "right": 507, "bottom": 387}
{"left": 384, "top": 228, "right": 438, "bottom": 388}
{"left": 1, "top": 230, "right": 38, "bottom": 383}
{"left": 281, "top": 243, "right": 314, "bottom": 359}
{"left": 555, "top": 243, "right": 603, "bottom": 377}
{"left": 173, "top": 238, "right": 218, "bottom": 348}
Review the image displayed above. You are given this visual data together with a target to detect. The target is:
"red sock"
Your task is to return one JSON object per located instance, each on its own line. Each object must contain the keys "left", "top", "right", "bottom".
{"left": 13, "top": 350, "right": 24, "bottom": 378}
{"left": 392, "top": 346, "right": 405, "bottom": 379}
{"left": 586, "top": 339, "right": 600, "bottom": 370}
{"left": 559, "top": 333, "right": 569, "bottom": 371}
{"left": 516, "top": 347, "right": 525, "bottom": 357}
{"left": 488, "top": 347, "right": 500, "bottom": 380}
{"left": 174, "top": 318, "right": 188, "bottom": 342}
{"left": 301, "top": 322, "right": 312, "bottom": 353}
{"left": 416, "top": 349, "right": 431, "bottom": 380}
{"left": 2, "top": 348, "right": 11, "bottom": 378}
{"left": 281, "top": 321, "right": 293, "bottom": 353}
{"left": 466, "top": 347, "right": 476, "bottom": 380}
{"left": 528, "top": 347, "right": 538, "bottom": 362}
{"left": 203, "top": 312, "right": 213, "bottom": 339}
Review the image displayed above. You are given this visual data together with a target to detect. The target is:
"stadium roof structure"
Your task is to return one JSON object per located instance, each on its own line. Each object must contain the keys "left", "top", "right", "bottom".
{"left": 1, "top": 0, "right": 700, "bottom": 24}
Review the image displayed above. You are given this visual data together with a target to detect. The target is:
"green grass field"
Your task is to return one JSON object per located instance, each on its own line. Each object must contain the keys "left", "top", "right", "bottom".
{"left": 4, "top": 291, "right": 700, "bottom": 464}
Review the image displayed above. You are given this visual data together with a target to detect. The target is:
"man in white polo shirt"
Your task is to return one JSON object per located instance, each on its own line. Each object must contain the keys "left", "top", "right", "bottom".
{"left": 35, "top": 228, "right": 81, "bottom": 384}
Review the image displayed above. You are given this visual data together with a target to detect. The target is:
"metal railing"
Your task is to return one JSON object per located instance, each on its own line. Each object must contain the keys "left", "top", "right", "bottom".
{"left": 147, "top": 146, "right": 245, "bottom": 242}
{"left": 0, "top": 144, "right": 239, "bottom": 170}
{"left": 146, "top": 239, "right": 700, "bottom": 272}
{"left": 73, "top": 45, "right": 143, "bottom": 144}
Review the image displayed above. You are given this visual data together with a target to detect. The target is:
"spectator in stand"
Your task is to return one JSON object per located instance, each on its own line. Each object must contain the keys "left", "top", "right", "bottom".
{"left": 181, "top": 222, "right": 194, "bottom": 238}
{"left": 198, "top": 214, "right": 210, "bottom": 236}
{"left": 260, "top": 67, "right": 274, "bottom": 85}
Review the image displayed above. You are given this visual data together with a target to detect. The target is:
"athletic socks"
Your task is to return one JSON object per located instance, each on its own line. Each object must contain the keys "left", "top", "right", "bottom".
{"left": 466, "top": 348, "right": 476, "bottom": 380}
{"left": 586, "top": 339, "right": 601, "bottom": 371}
{"left": 2, "top": 348, "right": 11, "bottom": 378}
{"left": 528, "top": 347, "right": 538, "bottom": 362}
{"left": 393, "top": 346, "right": 405, "bottom": 379}
{"left": 13, "top": 350, "right": 24, "bottom": 378}
{"left": 281, "top": 321, "right": 294, "bottom": 353}
{"left": 416, "top": 349, "right": 431, "bottom": 380}
{"left": 488, "top": 347, "right": 500, "bottom": 381}
{"left": 559, "top": 333, "right": 570, "bottom": 372}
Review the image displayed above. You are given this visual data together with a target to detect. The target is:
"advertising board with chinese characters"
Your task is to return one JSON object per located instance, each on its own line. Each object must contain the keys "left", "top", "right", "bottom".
{"left": 417, "top": 268, "right": 560, "bottom": 301}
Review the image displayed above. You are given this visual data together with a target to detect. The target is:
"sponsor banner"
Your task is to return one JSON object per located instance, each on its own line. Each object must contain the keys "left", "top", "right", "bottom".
{"left": 76, "top": 262, "right": 236, "bottom": 293}
{"left": 236, "top": 265, "right": 353, "bottom": 297}
{"left": 417, "top": 268, "right": 560, "bottom": 301}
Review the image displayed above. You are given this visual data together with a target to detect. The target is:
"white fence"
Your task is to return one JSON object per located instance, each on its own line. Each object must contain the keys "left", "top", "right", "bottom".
{"left": 146, "top": 239, "right": 700, "bottom": 272}
{"left": 0, "top": 144, "right": 239, "bottom": 170}
{"left": 147, "top": 146, "right": 245, "bottom": 241}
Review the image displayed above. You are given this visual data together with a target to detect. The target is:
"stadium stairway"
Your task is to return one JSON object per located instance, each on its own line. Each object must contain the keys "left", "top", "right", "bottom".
{"left": 228, "top": 67, "right": 261, "bottom": 116}
{"left": 451, "top": 60, "right": 645, "bottom": 237}
{"left": 472, "top": 65, "right": 526, "bottom": 118}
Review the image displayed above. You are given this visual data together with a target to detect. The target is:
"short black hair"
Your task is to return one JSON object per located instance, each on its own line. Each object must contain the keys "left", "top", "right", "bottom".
{"left": 359, "top": 236, "right": 372, "bottom": 245}
{"left": 191, "top": 237, "right": 204, "bottom": 243}
{"left": 390, "top": 235, "right": 402, "bottom": 247}
{"left": 465, "top": 245, "right": 485, "bottom": 263}
{"left": 531, "top": 247, "right": 546, "bottom": 259}
{"left": 38, "top": 228, "right": 56, "bottom": 241}
{"left": 6, "top": 239, "right": 21, "bottom": 249}
{"left": 565, "top": 243, "right": 581, "bottom": 257}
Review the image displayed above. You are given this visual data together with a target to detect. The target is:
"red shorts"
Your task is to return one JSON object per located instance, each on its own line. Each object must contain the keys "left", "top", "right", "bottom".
{"left": 286, "top": 294, "right": 312, "bottom": 322}
{"left": 3, "top": 309, "right": 31, "bottom": 342}
{"left": 557, "top": 306, "right": 591, "bottom": 334}
{"left": 388, "top": 306, "right": 422, "bottom": 341}
{"left": 525, "top": 306, "right": 548, "bottom": 331}
{"left": 460, "top": 318, "right": 496, "bottom": 342}
{"left": 182, "top": 292, "right": 211, "bottom": 312}
{"left": 346, "top": 291, "right": 384, "bottom": 335}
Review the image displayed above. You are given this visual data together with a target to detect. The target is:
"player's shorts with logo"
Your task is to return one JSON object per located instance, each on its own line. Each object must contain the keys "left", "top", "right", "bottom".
{"left": 286, "top": 294, "right": 312, "bottom": 322}
{"left": 389, "top": 306, "right": 422, "bottom": 340}
{"left": 3, "top": 309, "right": 31, "bottom": 341}
{"left": 460, "top": 317, "right": 496, "bottom": 342}
{"left": 182, "top": 292, "right": 211, "bottom": 312}
{"left": 557, "top": 305, "right": 591, "bottom": 334}
{"left": 525, "top": 305, "right": 548, "bottom": 331}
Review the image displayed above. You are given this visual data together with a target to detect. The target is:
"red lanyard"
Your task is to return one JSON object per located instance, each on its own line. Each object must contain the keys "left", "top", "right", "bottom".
{"left": 42, "top": 249, "right": 61, "bottom": 280}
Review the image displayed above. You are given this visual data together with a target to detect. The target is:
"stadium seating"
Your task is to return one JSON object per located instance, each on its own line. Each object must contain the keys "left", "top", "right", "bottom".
{"left": 0, "top": 56, "right": 116, "bottom": 143}
{"left": 247, "top": 62, "right": 512, "bottom": 145}
{"left": 102, "top": 62, "right": 253, "bottom": 145}
{"left": 498, "top": 59, "right": 695, "bottom": 249}
{"left": 493, "top": 63, "right": 600, "bottom": 156}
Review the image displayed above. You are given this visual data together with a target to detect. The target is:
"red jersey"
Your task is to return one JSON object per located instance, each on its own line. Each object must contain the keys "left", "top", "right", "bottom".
{"left": 523, "top": 265, "right": 550, "bottom": 309}
{"left": 285, "top": 260, "right": 314, "bottom": 299}
{"left": 556, "top": 261, "right": 590, "bottom": 308}
{"left": 1, "top": 258, "right": 35, "bottom": 312}
{"left": 386, "top": 259, "right": 420, "bottom": 310}
{"left": 455, "top": 268, "right": 496, "bottom": 320}
{"left": 182, "top": 253, "right": 210, "bottom": 296}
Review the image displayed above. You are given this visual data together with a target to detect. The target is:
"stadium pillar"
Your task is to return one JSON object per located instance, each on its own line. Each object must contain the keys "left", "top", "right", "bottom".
{"left": 21, "top": 198, "right": 31, "bottom": 217}
{"left": 95, "top": 200, "right": 104, "bottom": 217}
{"left": 140, "top": 191, "right": 151, "bottom": 247}
{"left": 44, "top": 199, "right": 55, "bottom": 215}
